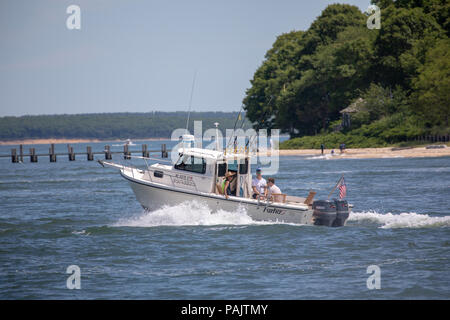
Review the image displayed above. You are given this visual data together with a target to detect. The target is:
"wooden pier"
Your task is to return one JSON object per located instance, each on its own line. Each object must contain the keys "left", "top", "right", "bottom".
{"left": 2, "top": 143, "right": 169, "bottom": 163}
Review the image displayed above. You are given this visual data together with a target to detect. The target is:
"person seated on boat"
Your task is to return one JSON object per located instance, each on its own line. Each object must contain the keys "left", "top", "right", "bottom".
{"left": 265, "top": 177, "right": 283, "bottom": 202}
{"left": 224, "top": 171, "right": 237, "bottom": 199}
{"left": 252, "top": 167, "right": 266, "bottom": 199}
{"left": 216, "top": 177, "right": 226, "bottom": 195}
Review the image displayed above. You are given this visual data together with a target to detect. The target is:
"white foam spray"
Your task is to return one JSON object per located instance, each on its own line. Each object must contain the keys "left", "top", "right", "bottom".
{"left": 348, "top": 211, "right": 450, "bottom": 229}
{"left": 306, "top": 154, "right": 335, "bottom": 160}
{"left": 113, "top": 201, "right": 450, "bottom": 229}
{"left": 113, "top": 201, "right": 288, "bottom": 227}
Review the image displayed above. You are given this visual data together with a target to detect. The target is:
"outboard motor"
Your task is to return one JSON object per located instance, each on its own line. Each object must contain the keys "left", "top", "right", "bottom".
{"left": 333, "top": 199, "right": 349, "bottom": 227}
{"left": 312, "top": 200, "right": 337, "bottom": 227}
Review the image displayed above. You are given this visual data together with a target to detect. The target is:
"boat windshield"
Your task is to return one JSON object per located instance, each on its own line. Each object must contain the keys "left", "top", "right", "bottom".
{"left": 227, "top": 160, "right": 238, "bottom": 171}
{"left": 227, "top": 159, "right": 248, "bottom": 175}
{"left": 239, "top": 158, "right": 248, "bottom": 174}
{"left": 174, "top": 155, "right": 206, "bottom": 174}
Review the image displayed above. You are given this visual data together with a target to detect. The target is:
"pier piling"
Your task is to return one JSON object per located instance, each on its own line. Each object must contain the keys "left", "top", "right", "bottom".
{"left": 68, "top": 145, "right": 75, "bottom": 161}
{"left": 161, "top": 144, "right": 168, "bottom": 158}
{"left": 49, "top": 144, "right": 56, "bottom": 162}
{"left": 142, "top": 144, "right": 149, "bottom": 158}
{"left": 11, "top": 149, "right": 18, "bottom": 163}
{"left": 124, "top": 144, "right": 131, "bottom": 160}
{"left": 19, "top": 144, "right": 24, "bottom": 162}
{"left": 87, "top": 146, "right": 94, "bottom": 161}
{"left": 104, "top": 145, "right": 112, "bottom": 160}
{"left": 30, "top": 148, "right": 38, "bottom": 162}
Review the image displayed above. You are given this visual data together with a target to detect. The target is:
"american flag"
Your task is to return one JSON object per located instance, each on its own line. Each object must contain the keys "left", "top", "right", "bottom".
{"left": 338, "top": 177, "right": 347, "bottom": 199}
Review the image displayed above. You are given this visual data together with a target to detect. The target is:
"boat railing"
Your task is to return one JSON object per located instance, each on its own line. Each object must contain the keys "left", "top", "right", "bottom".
{"left": 256, "top": 193, "right": 288, "bottom": 205}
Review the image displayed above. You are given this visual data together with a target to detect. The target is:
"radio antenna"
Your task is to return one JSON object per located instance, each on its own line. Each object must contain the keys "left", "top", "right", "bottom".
{"left": 186, "top": 70, "right": 197, "bottom": 132}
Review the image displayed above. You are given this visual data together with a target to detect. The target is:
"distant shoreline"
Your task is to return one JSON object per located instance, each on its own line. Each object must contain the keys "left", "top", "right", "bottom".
{"left": 1, "top": 139, "right": 449, "bottom": 160}
{"left": 275, "top": 146, "right": 450, "bottom": 159}
{"left": 0, "top": 138, "right": 169, "bottom": 146}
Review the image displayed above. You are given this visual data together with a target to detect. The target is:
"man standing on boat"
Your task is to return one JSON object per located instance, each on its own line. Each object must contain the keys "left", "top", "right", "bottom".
{"left": 252, "top": 168, "right": 267, "bottom": 199}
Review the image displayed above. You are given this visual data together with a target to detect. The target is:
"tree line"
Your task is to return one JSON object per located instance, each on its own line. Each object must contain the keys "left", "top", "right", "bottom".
{"left": 0, "top": 112, "right": 250, "bottom": 140}
{"left": 243, "top": 0, "right": 449, "bottom": 148}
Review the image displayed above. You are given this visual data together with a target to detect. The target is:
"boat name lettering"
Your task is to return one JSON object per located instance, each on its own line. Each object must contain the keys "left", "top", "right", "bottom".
{"left": 174, "top": 174, "right": 193, "bottom": 180}
{"left": 173, "top": 174, "right": 196, "bottom": 187}
{"left": 263, "top": 207, "right": 286, "bottom": 215}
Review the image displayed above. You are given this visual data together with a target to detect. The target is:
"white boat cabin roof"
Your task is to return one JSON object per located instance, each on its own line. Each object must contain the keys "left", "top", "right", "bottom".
{"left": 177, "top": 147, "right": 249, "bottom": 162}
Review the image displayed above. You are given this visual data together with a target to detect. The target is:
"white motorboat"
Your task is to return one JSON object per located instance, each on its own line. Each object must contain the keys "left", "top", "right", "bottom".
{"left": 112, "top": 139, "right": 136, "bottom": 147}
{"left": 99, "top": 135, "right": 351, "bottom": 227}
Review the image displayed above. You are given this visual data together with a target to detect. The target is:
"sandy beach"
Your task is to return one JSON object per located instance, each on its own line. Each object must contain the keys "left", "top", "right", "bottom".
{"left": 276, "top": 146, "right": 450, "bottom": 159}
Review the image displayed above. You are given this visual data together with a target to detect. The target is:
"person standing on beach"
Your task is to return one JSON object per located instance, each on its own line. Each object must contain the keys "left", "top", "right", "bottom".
{"left": 321, "top": 144, "right": 325, "bottom": 155}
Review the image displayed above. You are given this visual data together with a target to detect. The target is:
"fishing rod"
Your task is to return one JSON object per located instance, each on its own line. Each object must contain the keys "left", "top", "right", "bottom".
{"left": 226, "top": 94, "right": 275, "bottom": 152}
{"left": 226, "top": 104, "right": 244, "bottom": 150}
{"left": 185, "top": 70, "right": 197, "bottom": 132}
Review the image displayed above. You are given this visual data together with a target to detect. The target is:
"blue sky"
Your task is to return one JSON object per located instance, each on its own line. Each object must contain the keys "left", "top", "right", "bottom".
{"left": 0, "top": 0, "right": 371, "bottom": 116}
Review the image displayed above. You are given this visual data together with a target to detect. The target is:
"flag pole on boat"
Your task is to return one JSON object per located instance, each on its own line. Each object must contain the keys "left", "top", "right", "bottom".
{"left": 327, "top": 174, "right": 344, "bottom": 200}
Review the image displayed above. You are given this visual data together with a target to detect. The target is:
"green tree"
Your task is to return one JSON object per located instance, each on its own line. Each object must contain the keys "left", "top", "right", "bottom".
{"left": 413, "top": 38, "right": 450, "bottom": 127}
{"left": 373, "top": 5, "right": 445, "bottom": 88}
{"left": 245, "top": 1, "right": 449, "bottom": 145}
{"left": 361, "top": 83, "right": 408, "bottom": 121}
{"left": 243, "top": 4, "right": 367, "bottom": 136}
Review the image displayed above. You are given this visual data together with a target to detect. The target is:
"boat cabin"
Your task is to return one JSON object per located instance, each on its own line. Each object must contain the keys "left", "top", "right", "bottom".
{"left": 140, "top": 135, "right": 314, "bottom": 206}
{"left": 146, "top": 137, "right": 252, "bottom": 197}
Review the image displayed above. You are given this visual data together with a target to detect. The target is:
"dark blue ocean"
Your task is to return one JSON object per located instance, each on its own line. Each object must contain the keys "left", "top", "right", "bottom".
{"left": 0, "top": 140, "right": 449, "bottom": 299}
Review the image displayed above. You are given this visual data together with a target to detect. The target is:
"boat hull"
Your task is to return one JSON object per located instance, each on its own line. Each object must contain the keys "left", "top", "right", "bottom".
{"left": 122, "top": 171, "right": 315, "bottom": 225}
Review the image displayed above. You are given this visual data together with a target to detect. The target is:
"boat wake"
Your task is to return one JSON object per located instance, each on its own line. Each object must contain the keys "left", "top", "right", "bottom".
{"left": 348, "top": 211, "right": 450, "bottom": 229}
{"left": 305, "top": 154, "right": 336, "bottom": 160}
{"left": 113, "top": 202, "right": 450, "bottom": 229}
{"left": 113, "top": 201, "right": 287, "bottom": 227}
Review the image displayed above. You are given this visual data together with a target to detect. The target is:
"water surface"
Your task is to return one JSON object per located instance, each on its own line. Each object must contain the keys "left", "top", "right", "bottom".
{"left": 0, "top": 141, "right": 449, "bottom": 299}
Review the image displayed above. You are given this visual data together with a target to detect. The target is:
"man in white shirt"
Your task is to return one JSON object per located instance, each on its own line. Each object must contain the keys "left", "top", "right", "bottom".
{"left": 265, "top": 177, "right": 283, "bottom": 202}
{"left": 252, "top": 168, "right": 266, "bottom": 199}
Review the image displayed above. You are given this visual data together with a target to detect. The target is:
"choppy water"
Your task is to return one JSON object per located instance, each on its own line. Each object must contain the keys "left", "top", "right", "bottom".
{"left": 0, "top": 140, "right": 449, "bottom": 299}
